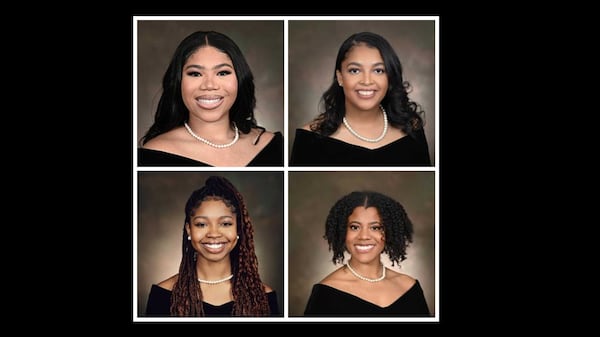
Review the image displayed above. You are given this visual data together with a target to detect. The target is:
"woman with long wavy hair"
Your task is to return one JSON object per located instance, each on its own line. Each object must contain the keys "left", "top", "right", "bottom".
{"left": 290, "top": 32, "right": 430, "bottom": 166}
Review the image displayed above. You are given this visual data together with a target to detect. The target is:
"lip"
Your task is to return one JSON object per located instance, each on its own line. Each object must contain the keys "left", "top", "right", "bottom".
{"left": 201, "top": 242, "right": 228, "bottom": 254}
{"left": 354, "top": 244, "right": 376, "bottom": 253}
{"left": 355, "top": 90, "right": 377, "bottom": 99}
{"left": 195, "top": 96, "right": 224, "bottom": 110}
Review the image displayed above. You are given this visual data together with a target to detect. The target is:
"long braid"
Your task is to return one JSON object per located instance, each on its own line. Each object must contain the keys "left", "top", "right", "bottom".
{"left": 170, "top": 223, "right": 203, "bottom": 316}
{"left": 230, "top": 187, "right": 270, "bottom": 315}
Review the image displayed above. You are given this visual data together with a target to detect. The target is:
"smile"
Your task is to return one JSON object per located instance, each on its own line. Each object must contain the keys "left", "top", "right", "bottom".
{"left": 203, "top": 243, "right": 226, "bottom": 249}
{"left": 195, "top": 96, "right": 224, "bottom": 109}
{"left": 355, "top": 244, "right": 375, "bottom": 252}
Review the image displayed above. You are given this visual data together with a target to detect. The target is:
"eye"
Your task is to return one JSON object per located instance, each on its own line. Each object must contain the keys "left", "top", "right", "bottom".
{"left": 194, "top": 222, "right": 207, "bottom": 227}
{"left": 348, "top": 68, "right": 360, "bottom": 75}
{"left": 374, "top": 68, "right": 386, "bottom": 75}
{"left": 370, "top": 225, "right": 384, "bottom": 232}
{"left": 221, "top": 222, "right": 233, "bottom": 227}
{"left": 349, "top": 224, "right": 359, "bottom": 231}
{"left": 217, "top": 70, "right": 232, "bottom": 76}
{"left": 186, "top": 71, "right": 201, "bottom": 77}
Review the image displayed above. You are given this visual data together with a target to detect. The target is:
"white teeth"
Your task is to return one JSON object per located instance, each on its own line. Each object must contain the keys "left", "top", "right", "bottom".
{"left": 356, "top": 245, "right": 374, "bottom": 251}
{"left": 197, "top": 98, "right": 221, "bottom": 104}
{"left": 358, "top": 90, "right": 374, "bottom": 96}
{"left": 205, "top": 243, "right": 224, "bottom": 249}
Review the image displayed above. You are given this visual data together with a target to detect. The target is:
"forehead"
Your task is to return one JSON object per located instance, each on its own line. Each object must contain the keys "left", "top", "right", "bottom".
{"left": 194, "top": 199, "right": 236, "bottom": 215}
{"left": 348, "top": 206, "right": 381, "bottom": 220}
{"left": 185, "top": 46, "right": 233, "bottom": 65}
{"left": 342, "top": 44, "right": 383, "bottom": 65}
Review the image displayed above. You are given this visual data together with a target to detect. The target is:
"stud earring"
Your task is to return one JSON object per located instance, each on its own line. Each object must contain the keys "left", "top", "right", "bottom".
{"left": 236, "top": 235, "right": 240, "bottom": 240}
{"left": 187, "top": 235, "right": 191, "bottom": 240}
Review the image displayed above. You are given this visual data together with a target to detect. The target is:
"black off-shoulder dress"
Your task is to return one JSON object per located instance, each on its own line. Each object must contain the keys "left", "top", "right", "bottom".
{"left": 145, "top": 284, "right": 281, "bottom": 317}
{"left": 290, "top": 129, "right": 430, "bottom": 166}
{"left": 303, "top": 280, "right": 430, "bottom": 317}
{"left": 139, "top": 132, "right": 283, "bottom": 166}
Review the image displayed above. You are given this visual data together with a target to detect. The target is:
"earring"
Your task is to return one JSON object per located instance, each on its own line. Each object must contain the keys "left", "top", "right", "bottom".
{"left": 236, "top": 235, "right": 240, "bottom": 240}
{"left": 187, "top": 235, "right": 191, "bottom": 240}
{"left": 338, "top": 82, "right": 342, "bottom": 87}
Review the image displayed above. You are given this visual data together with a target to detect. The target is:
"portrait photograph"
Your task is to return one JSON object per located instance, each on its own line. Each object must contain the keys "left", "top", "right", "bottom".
{"left": 288, "top": 171, "right": 436, "bottom": 320}
{"left": 136, "top": 171, "right": 284, "bottom": 319}
{"left": 288, "top": 19, "right": 436, "bottom": 167}
{"left": 135, "top": 19, "right": 284, "bottom": 167}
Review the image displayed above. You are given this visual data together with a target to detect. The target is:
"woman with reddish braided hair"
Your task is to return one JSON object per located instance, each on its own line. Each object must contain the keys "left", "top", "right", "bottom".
{"left": 145, "top": 176, "right": 278, "bottom": 316}
{"left": 304, "top": 190, "right": 429, "bottom": 317}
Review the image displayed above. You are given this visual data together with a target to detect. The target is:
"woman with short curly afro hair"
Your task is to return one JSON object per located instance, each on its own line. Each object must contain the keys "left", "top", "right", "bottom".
{"left": 304, "top": 191, "right": 430, "bottom": 317}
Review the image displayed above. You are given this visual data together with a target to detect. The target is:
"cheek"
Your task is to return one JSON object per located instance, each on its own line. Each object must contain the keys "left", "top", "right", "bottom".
{"left": 379, "top": 77, "right": 389, "bottom": 90}
{"left": 181, "top": 79, "right": 195, "bottom": 96}
{"left": 344, "top": 231, "right": 356, "bottom": 243}
{"left": 341, "top": 74, "right": 355, "bottom": 85}
{"left": 191, "top": 229, "right": 205, "bottom": 239}
{"left": 225, "top": 79, "right": 238, "bottom": 95}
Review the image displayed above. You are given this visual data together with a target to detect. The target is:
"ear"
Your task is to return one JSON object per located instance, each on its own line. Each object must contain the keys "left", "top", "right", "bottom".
{"left": 185, "top": 223, "right": 191, "bottom": 236}
{"left": 335, "top": 70, "right": 343, "bottom": 86}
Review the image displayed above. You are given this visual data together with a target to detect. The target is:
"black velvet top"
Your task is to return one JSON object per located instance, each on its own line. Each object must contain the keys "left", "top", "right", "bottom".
{"left": 138, "top": 132, "right": 283, "bottom": 166}
{"left": 145, "top": 284, "right": 281, "bottom": 317}
{"left": 303, "top": 281, "right": 430, "bottom": 317}
{"left": 289, "top": 129, "right": 430, "bottom": 166}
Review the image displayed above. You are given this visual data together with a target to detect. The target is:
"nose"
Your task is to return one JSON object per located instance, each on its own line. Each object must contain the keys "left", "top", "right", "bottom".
{"left": 360, "top": 72, "right": 373, "bottom": 85}
{"left": 200, "top": 74, "right": 218, "bottom": 90}
{"left": 206, "top": 224, "right": 222, "bottom": 237}
{"left": 357, "top": 226, "right": 370, "bottom": 239}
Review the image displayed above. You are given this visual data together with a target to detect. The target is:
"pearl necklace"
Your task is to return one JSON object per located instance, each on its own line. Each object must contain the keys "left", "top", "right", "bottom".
{"left": 198, "top": 274, "right": 233, "bottom": 285}
{"left": 184, "top": 122, "right": 239, "bottom": 148}
{"left": 346, "top": 261, "right": 386, "bottom": 282}
{"left": 342, "top": 105, "right": 388, "bottom": 143}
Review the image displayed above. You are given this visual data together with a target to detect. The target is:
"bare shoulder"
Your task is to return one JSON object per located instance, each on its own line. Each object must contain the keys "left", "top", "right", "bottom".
{"left": 142, "top": 129, "right": 180, "bottom": 151}
{"left": 318, "top": 266, "right": 346, "bottom": 287}
{"left": 245, "top": 128, "right": 276, "bottom": 146}
{"left": 386, "top": 268, "right": 416, "bottom": 288}
{"left": 156, "top": 274, "right": 179, "bottom": 291}
{"left": 263, "top": 283, "right": 274, "bottom": 293}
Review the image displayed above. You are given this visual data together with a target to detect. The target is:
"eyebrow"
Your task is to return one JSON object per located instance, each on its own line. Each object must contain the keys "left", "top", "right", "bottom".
{"left": 345, "top": 61, "right": 385, "bottom": 68}
{"left": 192, "top": 215, "right": 234, "bottom": 221}
{"left": 348, "top": 220, "right": 382, "bottom": 225}
{"left": 184, "top": 63, "right": 234, "bottom": 71}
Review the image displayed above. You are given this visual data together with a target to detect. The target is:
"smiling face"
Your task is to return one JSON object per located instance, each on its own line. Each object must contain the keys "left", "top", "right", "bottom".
{"left": 336, "top": 43, "right": 389, "bottom": 112}
{"left": 185, "top": 198, "right": 239, "bottom": 263}
{"left": 345, "top": 206, "right": 385, "bottom": 263}
{"left": 181, "top": 46, "right": 239, "bottom": 123}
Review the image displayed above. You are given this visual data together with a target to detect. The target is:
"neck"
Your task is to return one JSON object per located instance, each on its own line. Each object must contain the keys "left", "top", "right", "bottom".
{"left": 348, "top": 259, "right": 383, "bottom": 278}
{"left": 186, "top": 118, "right": 235, "bottom": 142}
{"left": 344, "top": 106, "right": 383, "bottom": 122}
{"left": 196, "top": 258, "right": 232, "bottom": 280}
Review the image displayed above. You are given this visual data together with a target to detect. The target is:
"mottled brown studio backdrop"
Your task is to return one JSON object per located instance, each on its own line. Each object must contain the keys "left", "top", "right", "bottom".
{"left": 136, "top": 20, "right": 284, "bottom": 144}
{"left": 288, "top": 171, "right": 435, "bottom": 316}
{"left": 137, "top": 171, "right": 284, "bottom": 317}
{"left": 288, "top": 20, "right": 436, "bottom": 165}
